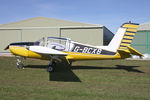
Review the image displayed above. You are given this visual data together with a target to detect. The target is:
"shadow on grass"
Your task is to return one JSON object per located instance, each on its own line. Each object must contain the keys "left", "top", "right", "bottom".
{"left": 49, "top": 63, "right": 81, "bottom": 82}
{"left": 25, "top": 64, "right": 144, "bottom": 82}
{"left": 25, "top": 65, "right": 46, "bottom": 69}
{"left": 25, "top": 63, "right": 81, "bottom": 82}
{"left": 71, "top": 65, "right": 145, "bottom": 73}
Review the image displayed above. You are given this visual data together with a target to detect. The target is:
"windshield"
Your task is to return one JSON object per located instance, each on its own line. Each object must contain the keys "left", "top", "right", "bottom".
{"left": 36, "top": 37, "right": 45, "bottom": 46}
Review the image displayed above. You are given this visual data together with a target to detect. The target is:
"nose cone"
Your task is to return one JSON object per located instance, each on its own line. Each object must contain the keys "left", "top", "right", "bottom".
{"left": 9, "top": 46, "right": 28, "bottom": 57}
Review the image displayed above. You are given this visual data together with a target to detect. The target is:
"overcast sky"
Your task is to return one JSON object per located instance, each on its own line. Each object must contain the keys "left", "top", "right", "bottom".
{"left": 0, "top": 0, "right": 150, "bottom": 33}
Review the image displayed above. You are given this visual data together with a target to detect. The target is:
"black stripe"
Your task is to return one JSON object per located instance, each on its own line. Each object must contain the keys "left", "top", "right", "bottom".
{"left": 101, "top": 50, "right": 116, "bottom": 55}
{"left": 10, "top": 42, "right": 40, "bottom": 46}
{"left": 123, "top": 38, "right": 133, "bottom": 40}
{"left": 126, "top": 31, "right": 136, "bottom": 33}
{"left": 121, "top": 42, "right": 131, "bottom": 44}
{"left": 120, "top": 45, "right": 126, "bottom": 47}
{"left": 124, "top": 34, "right": 134, "bottom": 37}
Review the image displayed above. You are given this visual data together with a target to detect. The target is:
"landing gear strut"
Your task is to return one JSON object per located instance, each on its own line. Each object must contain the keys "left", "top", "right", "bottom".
{"left": 47, "top": 56, "right": 56, "bottom": 72}
{"left": 16, "top": 57, "right": 24, "bottom": 69}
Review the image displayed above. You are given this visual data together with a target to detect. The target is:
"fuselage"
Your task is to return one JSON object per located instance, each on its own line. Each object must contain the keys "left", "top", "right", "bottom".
{"left": 9, "top": 46, "right": 126, "bottom": 60}
{"left": 8, "top": 37, "right": 130, "bottom": 61}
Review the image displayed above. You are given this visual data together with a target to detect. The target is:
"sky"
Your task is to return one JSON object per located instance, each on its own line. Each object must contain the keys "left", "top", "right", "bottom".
{"left": 0, "top": 0, "right": 150, "bottom": 33}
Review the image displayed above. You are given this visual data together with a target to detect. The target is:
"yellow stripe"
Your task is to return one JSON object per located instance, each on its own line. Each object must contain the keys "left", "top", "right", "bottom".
{"left": 122, "top": 24, "right": 138, "bottom": 29}
{"left": 119, "top": 47, "right": 127, "bottom": 49}
{"left": 125, "top": 32, "right": 135, "bottom": 36}
{"left": 64, "top": 52, "right": 116, "bottom": 60}
{"left": 122, "top": 39, "right": 132, "bottom": 43}
{"left": 126, "top": 29, "right": 137, "bottom": 32}
{"left": 123, "top": 36, "right": 134, "bottom": 39}
{"left": 120, "top": 43, "right": 130, "bottom": 46}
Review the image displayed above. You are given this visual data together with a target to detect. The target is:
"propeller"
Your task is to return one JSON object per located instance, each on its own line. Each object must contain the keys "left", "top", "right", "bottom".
{"left": 4, "top": 45, "right": 9, "bottom": 50}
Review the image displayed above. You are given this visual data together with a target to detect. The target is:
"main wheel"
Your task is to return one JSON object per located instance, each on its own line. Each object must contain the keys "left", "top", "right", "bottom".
{"left": 47, "top": 66, "right": 54, "bottom": 72}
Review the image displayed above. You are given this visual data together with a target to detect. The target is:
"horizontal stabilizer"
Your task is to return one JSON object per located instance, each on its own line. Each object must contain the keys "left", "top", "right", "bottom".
{"left": 127, "top": 46, "right": 143, "bottom": 57}
{"left": 118, "top": 46, "right": 143, "bottom": 57}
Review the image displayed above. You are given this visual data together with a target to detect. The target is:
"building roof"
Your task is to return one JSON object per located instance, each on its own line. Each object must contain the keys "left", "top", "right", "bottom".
{"left": 0, "top": 17, "right": 103, "bottom": 28}
{"left": 138, "top": 22, "right": 150, "bottom": 31}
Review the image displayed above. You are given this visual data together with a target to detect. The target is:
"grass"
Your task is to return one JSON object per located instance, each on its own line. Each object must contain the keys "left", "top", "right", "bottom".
{"left": 0, "top": 57, "right": 150, "bottom": 100}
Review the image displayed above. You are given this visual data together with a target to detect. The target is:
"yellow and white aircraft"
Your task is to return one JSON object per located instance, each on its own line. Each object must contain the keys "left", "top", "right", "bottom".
{"left": 5, "top": 22, "right": 143, "bottom": 72}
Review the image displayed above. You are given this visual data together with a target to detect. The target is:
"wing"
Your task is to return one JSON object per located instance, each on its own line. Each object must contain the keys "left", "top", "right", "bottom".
{"left": 117, "top": 46, "right": 143, "bottom": 57}
{"left": 28, "top": 46, "right": 67, "bottom": 56}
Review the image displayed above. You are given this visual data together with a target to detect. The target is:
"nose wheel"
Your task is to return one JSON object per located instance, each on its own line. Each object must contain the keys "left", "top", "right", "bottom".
{"left": 16, "top": 57, "right": 24, "bottom": 69}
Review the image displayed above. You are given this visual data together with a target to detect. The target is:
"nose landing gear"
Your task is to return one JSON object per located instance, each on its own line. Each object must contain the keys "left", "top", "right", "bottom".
{"left": 16, "top": 57, "right": 24, "bottom": 69}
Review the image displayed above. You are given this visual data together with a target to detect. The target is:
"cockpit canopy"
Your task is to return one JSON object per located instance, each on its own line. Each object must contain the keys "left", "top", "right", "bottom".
{"left": 37, "top": 37, "right": 71, "bottom": 51}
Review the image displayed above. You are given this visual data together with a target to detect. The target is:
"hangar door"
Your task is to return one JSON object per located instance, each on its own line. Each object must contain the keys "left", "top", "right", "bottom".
{"left": 61, "top": 28, "right": 103, "bottom": 46}
{"left": 0, "top": 30, "right": 21, "bottom": 53}
{"left": 131, "top": 31, "right": 150, "bottom": 54}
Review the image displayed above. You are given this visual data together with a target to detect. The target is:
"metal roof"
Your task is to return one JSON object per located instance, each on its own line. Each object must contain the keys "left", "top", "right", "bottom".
{"left": 138, "top": 22, "right": 150, "bottom": 31}
{"left": 0, "top": 17, "right": 103, "bottom": 28}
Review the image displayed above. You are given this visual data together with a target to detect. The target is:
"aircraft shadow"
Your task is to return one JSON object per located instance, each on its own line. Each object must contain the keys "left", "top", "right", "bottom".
{"left": 25, "top": 64, "right": 81, "bottom": 82}
{"left": 71, "top": 65, "right": 145, "bottom": 73}
{"left": 25, "top": 65, "right": 46, "bottom": 69}
{"left": 25, "top": 64, "right": 144, "bottom": 82}
{"left": 49, "top": 63, "right": 81, "bottom": 82}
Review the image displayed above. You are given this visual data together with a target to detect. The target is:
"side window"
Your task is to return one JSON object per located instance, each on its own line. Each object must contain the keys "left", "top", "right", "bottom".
{"left": 46, "top": 37, "right": 70, "bottom": 51}
{"left": 47, "top": 42, "right": 65, "bottom": 51}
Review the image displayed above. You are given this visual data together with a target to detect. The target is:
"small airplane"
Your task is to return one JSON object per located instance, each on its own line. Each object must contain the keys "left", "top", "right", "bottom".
{"left": 5, "top": 22, "right": 143, "bottom": 72}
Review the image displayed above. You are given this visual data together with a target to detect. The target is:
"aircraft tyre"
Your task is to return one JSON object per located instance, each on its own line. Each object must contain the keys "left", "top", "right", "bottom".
{"left": 47, "top": 66, "right": 54, "bottom": 72}
{"left": 47, "top": 62, "right": 56, "bottom": 72}
{"left": 16, "top": 57, "right": 24, "bottom": 69}
{"left": 17, "top": 63, "right": 24, "bottom": 69}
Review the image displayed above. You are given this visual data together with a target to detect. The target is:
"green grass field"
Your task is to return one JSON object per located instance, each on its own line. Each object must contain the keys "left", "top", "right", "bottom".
{"left": 0, "top": 57, "right": 150, "bottom": 100}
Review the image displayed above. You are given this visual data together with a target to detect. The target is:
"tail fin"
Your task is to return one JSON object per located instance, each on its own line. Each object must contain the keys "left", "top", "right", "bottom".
{"left": 108, "top": 22, "right": 143, "bottom": 57}
{"left": 108, "top": 22, "right": 139, "bottom": 52}
{"left": 119, "top": 23, "right": 139, "bottom": 50}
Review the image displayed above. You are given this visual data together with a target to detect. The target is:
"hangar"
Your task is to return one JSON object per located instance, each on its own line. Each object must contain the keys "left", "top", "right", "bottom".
{"left": 131, "top": 22, "right": 150, "bottom": 54}
{"left": 0, "top": 17, "right": 113, "bottom": 53}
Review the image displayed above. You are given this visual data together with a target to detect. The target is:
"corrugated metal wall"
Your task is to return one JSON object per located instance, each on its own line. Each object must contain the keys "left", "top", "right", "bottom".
{"left": 131, "top": 31, "right": 150, "bottom": 54}
{"left": 21, "top": 29, "right": 59, "bottom": 41}
{"left": 0, "top": 30, "right": 21, "bottom": 53}
{"left": 61, "top": 28, "right": 103, "bottom": 46}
